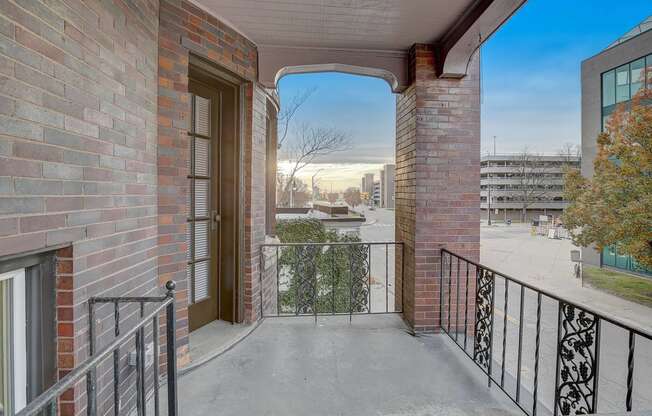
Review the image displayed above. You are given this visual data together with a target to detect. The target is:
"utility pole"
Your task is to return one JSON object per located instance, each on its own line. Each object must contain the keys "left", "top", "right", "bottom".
{"left": 290, "top": 179, "right": 295, "bottom": 208}
{"left": 487, "top": 175, "right": 492, "bottom": 226}
{"left": 493, "top": 135, "right": 497, "bottom": 156}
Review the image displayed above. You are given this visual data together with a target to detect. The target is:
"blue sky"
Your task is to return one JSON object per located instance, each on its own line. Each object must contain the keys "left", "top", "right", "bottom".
{"left": 278, "top": 0, "right": 652, "bottom": 190}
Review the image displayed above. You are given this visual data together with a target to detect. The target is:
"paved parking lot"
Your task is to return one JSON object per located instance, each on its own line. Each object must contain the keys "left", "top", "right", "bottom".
{"left": 358, "top": 210, "right": 652, "bottom": 413}
{"left": 356, "top": 209, "right": 651, "bottom": 331}
{"left": 480, "top": 224, "right": 651, "bottom": 332}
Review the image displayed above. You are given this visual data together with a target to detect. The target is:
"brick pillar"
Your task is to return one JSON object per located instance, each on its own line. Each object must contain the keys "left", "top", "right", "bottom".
{"left": 395, "top": 44, "right": 480, "bottom": 332}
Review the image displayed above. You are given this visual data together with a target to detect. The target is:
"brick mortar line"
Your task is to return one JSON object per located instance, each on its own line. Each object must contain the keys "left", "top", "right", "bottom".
{"left": 63, "top": 258, "right": 159, "bottom": 311}
{"left": 0, "top": 35, "right": 157, "bottom": 114}
{"left": 5, "top": 1, "right": 158, "bottom": 87}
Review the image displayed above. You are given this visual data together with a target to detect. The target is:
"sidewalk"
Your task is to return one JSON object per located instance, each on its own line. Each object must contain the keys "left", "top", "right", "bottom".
{"left": 480, "top": 223, "right": 652, "bottom": 332}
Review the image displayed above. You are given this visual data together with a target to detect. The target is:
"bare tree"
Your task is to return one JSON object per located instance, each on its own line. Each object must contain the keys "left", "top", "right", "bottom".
{"left": 276, "top": 174, "right": 311, "bottom": 208}
{"left": 513, "top": 148, "right": 551, "bottom": 222}
{"left": 278, "top": 123, "right": 351, "bottom": 207}
{"left": 327, "top": 192, "right": 339, "bottom": 204}
{"left": 343, "top": 187, "right": 362, "bottom": 208}
{"left": 557, "top": 142, "right": 581, "bottom": 163}
{"left": 277, "top": 87, "right": 316, "bottom": 149}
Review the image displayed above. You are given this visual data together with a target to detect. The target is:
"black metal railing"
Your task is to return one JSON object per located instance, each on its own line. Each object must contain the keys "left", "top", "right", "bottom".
{"left": 16, "top": 281, "right": 178, "bottom": 416}
{"left": 440, "top": 249, "right": 652, "bottom": 416}
{"left": 260, "top": 242, "right": 403, "bottom": 320}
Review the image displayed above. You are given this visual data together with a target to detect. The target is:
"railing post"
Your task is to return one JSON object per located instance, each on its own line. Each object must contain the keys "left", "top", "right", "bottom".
{"left": 439, "top": 250, "right": 444, "bottom": 330}
{"left": 276, "top": 246, "right": 280, "bottom": 316}
{"left": 400, "top": 243, "right": 404, "bottom": 313}
{"left": 87, "top": 300, "right": 97, "bottom": 416}
{"left": 165, "top": 281, "right": 179, "bottom": 416}
{"left": 259, "top": 245, "right": 264, "bottom": 320}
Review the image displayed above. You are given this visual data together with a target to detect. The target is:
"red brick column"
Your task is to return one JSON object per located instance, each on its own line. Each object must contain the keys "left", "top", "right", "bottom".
{"left": 396, "top": 44, "right": 480, "bottom": 332}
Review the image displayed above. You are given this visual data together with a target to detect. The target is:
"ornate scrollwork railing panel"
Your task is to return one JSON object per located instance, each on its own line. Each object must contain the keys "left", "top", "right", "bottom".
{"left": 556, "top": 302, "right": 599, "bottom": 416}
{"left": 294, "top": 245, "right": 320, "bottom": 314}
{"left": 473, "top": 267, "right": 495, "bottom": 370}
{"left": 349, "top": 244, "right": 370, "bottom": 313}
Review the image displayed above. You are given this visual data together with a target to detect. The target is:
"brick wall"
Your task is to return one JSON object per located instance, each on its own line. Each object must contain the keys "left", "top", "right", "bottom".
{"left": 395, "top": 84, "right": 416, "bottom": 324}
{"left": 396, "top": 44, "right": 480, "bottom": 332}
{"left": 242, "top": 83, "right": 268, "bottom": 322}
{"left": 0, "top": 0, "right": 160, "bottom": 413}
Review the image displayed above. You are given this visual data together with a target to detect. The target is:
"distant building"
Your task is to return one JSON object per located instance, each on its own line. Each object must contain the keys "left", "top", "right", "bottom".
{"left": 364, "top": 173, "right": 374, "bottom": 195}
{"left": 480, "top": 154, "right": 580, "bottom": 223}
{"left": 580, "top": 16, "right": 652, "bottom": 275}
{"left": 372, "top": 181, "right": 381, "bottom": 207}
{"left": 361, "top": 173, "right": 374, "bottom": 204}
{"left": 380, "top": 164, "right": 395, "bottom": 208}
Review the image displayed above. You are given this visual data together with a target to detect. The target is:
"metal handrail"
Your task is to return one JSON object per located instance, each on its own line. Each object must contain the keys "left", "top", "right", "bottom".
{"left": 16, "top": 281, "right": 179, "bottom": 416}
{"left": 260, "top": 241, "right": 404, "bottom": 320}
{"left": 440, "top": 249, "right": 652, "bottom": 416}
{"left": 441, "top": 248, "right": 652, "bottom": 340}
{"left": 261, "top": 241, "right": 404, "bottom": 247}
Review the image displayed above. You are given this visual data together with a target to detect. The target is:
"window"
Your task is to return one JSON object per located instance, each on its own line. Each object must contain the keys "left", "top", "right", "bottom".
{"left": 647, "top": 54, "right": 652, "bottom": 89}
{"left": 0, "top": 269, "right": 27, "bottom": 416}
{"left": 602, "top": 70, "right": 616, "bottom": 108}
{"left": 615, "top": 64, "right": 630, "bottom": 103}
{"left": 0, "top": 258, "right": 55, "bottom": 416}
{"left": 630, "top": 58, "right": 645, "bottom": 96}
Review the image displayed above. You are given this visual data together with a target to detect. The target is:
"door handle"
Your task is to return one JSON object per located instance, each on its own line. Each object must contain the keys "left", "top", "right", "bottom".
{"left": 211, "top": 210, "right": 220, "bottom": 230}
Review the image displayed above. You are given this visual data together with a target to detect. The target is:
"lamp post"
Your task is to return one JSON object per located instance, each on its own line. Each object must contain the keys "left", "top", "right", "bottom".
{"left": 311, "top": 169, "right": 323, "bottom": 204}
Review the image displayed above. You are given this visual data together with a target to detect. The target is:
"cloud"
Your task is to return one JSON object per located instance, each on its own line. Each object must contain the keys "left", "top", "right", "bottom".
{"left": 278, "top": 161, "right": 389, "bottom": 192}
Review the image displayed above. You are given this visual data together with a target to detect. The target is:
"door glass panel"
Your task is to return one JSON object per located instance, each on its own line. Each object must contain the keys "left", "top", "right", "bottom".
{"left": 188, "top": 92, "right": 214, "bottom": 305}
{"left": 194, "top": 221, "right": 209, "bottom": 259}
{"left": 194, "top": 138, "right": 209, "bottom": 177}
{"left": 186, "top": 265, "right": 193, "bottom": 304}
{"left": 194, "top": 95, "right": 210, "bottom": 136}
{"left": 194, "top": 261, "right": 209, "bottom": 302}
{"left": 186, "top": 224, "right": 192, "bottom": 261}
{"left": 194, "top": 180, "right": 209, "bottom": 217}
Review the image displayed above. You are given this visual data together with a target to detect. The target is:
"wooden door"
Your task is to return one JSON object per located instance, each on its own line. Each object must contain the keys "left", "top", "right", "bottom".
{"left": 188, "top": 72, "right": 239, "bottom": 330}
{"left": 187, "top": 81, "right": 220, "bottom": 331}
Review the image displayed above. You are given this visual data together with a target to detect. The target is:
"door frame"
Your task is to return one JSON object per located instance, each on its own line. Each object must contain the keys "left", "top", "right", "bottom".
{"left": 188, "top": 55, "right": 245, "bottom": 325}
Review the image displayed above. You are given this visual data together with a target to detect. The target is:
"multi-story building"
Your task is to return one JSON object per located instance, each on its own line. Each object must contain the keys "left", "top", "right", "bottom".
{"left": 372, "top": 180, "right": 381, "bottom": 207}
{"left": 380, "top": 164, "right": 395, "bottom": 209}
{"left": 480, "top": 154, "right": 580, "bottom": 223}
{"left": 580, "top": 16, "right": 652, "bottom": 275}
{"left": 361, "top": 173, "right": 375, "bottom": 204}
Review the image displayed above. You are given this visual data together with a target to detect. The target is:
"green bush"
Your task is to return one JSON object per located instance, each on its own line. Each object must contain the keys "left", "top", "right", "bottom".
{"left": 276, "top": 219, "right": 369, "bottom": 314}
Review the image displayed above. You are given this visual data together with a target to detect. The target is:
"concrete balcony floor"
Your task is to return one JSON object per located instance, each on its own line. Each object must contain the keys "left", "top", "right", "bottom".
{"left": 174, "top": 314, "right": 522, "bottom": 416}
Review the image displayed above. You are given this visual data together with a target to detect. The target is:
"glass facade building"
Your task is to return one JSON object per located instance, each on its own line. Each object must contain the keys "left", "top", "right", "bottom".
{"left": 601, "top": 53, "right": 652, "bottom": 128}
{"left": 599, "top": 53, "right": 652, "bottom": 277}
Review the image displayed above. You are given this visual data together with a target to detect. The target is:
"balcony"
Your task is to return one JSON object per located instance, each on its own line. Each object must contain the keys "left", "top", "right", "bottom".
{"left": 15, "top": 245, "right": 652, "bottom": 416}
{"left": 173, "top": 314, "right": 522, "bottom": 416}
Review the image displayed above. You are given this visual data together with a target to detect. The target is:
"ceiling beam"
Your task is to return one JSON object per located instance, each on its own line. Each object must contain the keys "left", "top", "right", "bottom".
{"left": 434, "top": 0, "right": 526, "bottom": 78}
